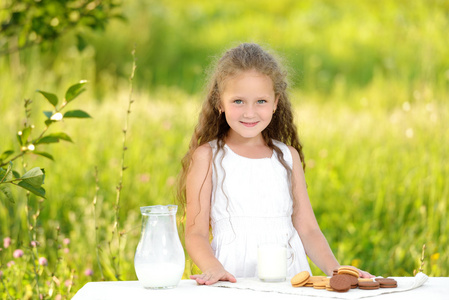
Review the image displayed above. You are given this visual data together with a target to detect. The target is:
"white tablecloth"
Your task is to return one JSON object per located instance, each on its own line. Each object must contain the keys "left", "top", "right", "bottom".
{"left": 73, "top": 274, "right": 448, "bottom": 300}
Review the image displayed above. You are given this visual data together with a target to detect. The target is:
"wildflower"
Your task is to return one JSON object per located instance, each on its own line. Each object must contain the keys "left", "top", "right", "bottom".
{"left": 138, "top": 173, "right": 150, "bottom": 183}
{"left": 63, "top": 238, "right": 70, "bottom": 245}
{"left": 64, "top": 279, "right": 72, "bottom": 287}
{"left": 38, "top": 257, "right": 48, "bottom": 266}
{"left": 50, "top": 112, "right": 63, "bottom": 121}
{"left": 30, "top": 241, "right": 38, "bottom": 247}
{"left": 55, "top": 295, "right": 62, "bottom": 300}
{"left": 3, "top": 237, "right": 11, "bottom": 248}
{"left": 7, "top": 261, "right": 15, "bottom": 268}
{"left": 13, "top": 249, "right": 24, "bottom": 258}
{"left": 0, "top": 270, "right": 3, "bottom": 279}
{"left": 431, "top": 253, "right": 440, "bottom": 261}
{"left": 63, "top": 248, "right": 69, "bottom": 254}
{"left": 84, "top": 268, "right": 94, "bottom": 276}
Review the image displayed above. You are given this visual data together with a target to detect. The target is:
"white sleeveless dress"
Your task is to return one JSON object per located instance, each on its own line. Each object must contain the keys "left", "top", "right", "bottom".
{"left": 209, "top": 140, "right": 312, "bottom": 278}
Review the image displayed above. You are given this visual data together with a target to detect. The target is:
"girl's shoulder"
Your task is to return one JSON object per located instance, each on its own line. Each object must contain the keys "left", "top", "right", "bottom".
{"left": 273, "top": 140, "right": 294, "bottom": 161}
{"left": 285, "top": 144, "right": 302, "bottom": 166}
{"left": 193, "top": 143, "right": 213, "bottom": 159}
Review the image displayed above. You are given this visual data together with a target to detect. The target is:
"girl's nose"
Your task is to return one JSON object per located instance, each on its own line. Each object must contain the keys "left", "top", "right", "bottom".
{"left": 243, "top": 105, "right": 256, "bottom": 118}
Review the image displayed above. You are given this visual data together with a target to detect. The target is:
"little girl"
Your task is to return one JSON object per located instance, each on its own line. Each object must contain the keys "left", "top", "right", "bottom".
{"left": 177, "top": 43, "right": 373, "bottom": 285}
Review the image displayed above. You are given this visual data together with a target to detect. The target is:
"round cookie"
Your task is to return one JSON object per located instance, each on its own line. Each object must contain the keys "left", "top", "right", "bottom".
{"left": 305, "top": 276, "right": 325, "bottom": 287}
{"left": 376, "top": 278, "right": 397, "bottom": 288}
{"left": 291, "top": 271, "right": 310, "bottom": 287}
{"left": 340, "top": 274, "right": 358, "bottom": 289}
{"left": 329, "top": 275, "right": 351, "bottom": 293}
{"left": 358, "top": 281, "right": 380, "bottom": 290}
{"left": 338, "top": 266, "right": 360, "bottom": 278}
{"left": 307, "top": 276, "right": 327, "bottom": 284}
{"left": 313, "top": 281, "right": 327, "bottom": 289}
{"left": 304, "top": 282, "right": 314, "bottom": 287}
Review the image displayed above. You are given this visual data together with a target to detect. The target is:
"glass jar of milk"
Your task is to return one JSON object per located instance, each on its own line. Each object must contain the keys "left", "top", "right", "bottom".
{"left": 134, "top": 205, "right": 185, "bottom": 289}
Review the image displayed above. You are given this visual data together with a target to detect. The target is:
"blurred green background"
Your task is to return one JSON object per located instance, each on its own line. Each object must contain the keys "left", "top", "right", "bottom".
{"left": 1, "top": 0, "right": 448, "bottom": 297}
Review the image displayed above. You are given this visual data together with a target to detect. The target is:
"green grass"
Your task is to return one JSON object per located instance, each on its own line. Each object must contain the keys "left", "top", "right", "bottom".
{"left": 1, "top": 84, "right": 447, "bottom": 293}
{"left": 1, "top": 0, "right": 448, "bottom": 297}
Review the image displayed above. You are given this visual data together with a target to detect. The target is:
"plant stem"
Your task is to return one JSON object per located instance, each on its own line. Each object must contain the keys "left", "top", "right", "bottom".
{"left": 110, "top": 47, "right": 137, "bottom": 280}
{"left": 25, "top": 194, "right": 41, "bottom": 297}
{"left": 0, "top": 152, "right": 25, "bottom": 168}
{"left": 1, "top": 276, "right": 14, "bottom": 299}
{"left": 93, "top": 166, "right": 105, "bottom": 280}
{"left": 20, "top": 98, "right": 42, "bottom": 297}
{"left": 419, "top": 244, "right": 426, "bottom": 273}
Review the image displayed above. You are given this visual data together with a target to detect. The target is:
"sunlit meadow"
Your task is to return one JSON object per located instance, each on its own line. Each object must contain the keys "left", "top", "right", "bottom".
{"left": 1, "top": 0, "right": 448, "bottom": 298}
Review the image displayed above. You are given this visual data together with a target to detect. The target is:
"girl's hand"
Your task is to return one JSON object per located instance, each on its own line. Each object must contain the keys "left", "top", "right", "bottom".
{"left": 190, "top": 266, "right": 237, "bottom": 285}
{"left": 359, "top": 268, "right": 376, "bottom": 278}
{"left": 338, "top": 265, "right": 375, "bottom": 278}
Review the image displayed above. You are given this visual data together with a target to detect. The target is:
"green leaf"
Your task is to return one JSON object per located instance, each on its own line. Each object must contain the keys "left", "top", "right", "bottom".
{"left": 19, "top": 127, "right": 32, "bottom": 145}
{"left": 12, "top": 171, "right": 20, "bottom": 178}
{"left": 0, "top": 163, "right": 13, "bottom": 183}
{"left": 17, "top": 181, "right": 46, "bottom": 198}
{"left": 0, "top": 171, "right": 4, "bottom": 183}
{"left": 48, "top": 132, "right": 73, "bottom": 142}
{"left": 0, "top": 150, "right": 14, "bottom": 161}
{"left": 76, "top": 34, "right": 87, "bottom": 52}
{"left": 37, "top": 90, "right": 58, "bottom": 107}
{"left": 5, "top": 161, "right": 12, "bottom": 177}
{"left": 16, "top": 131, "right": 23, "bottom": 146}
{"left": 43, "top": 111, "right": 53, "bottom": 119}
{"left": 0, "top": 163, "right": 14, "bottom": 202}
{"left": 45, "top": 119, "right": 56, "bottom": 126}
{"left": 63, "top": 110, "right": 91, "bottom": 118}
{"left": 0, "top": 168, "right": 6, "bottom": 183}
{"left": 35, "top": 136, "right": 60, "bottom": 144}
{"left": 33, "top": 151, "right": 54, "bottom": 161}
{"left": 35, "top": 133, "right": 73, "bottom": 145}
{"left": 0, "top": 184, "right": 15, "bottom": 203}
{"left": 65, "top": 81, "right": 87, "bottom": 103}
{"left": 20, "top": 167, "right": 45, "bottom": 186}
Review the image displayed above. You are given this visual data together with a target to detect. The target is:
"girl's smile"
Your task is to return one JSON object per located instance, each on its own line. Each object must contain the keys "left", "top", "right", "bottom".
{"left": 241, "top": 121, "right": 259, "bottom": 127}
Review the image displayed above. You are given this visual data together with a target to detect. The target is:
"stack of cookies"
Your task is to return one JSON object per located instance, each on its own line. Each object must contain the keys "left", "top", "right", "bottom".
{"left": 290, "top": 272, "right": 329, "bottom": 289}
{"left": 290, "top": 266, "right": 398, "bottom": 293}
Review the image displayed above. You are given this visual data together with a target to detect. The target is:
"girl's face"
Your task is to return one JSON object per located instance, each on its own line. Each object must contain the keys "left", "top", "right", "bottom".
{"left": 220, "top": 69, "right": 278, "bottom": 142}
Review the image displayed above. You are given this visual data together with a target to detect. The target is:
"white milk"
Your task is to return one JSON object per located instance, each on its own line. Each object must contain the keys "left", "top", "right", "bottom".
{"left": 134, "top": 262, "right": 184, "bottom": 289}
{"left": 257, "top": 244, "right": 287, "bottom": 282}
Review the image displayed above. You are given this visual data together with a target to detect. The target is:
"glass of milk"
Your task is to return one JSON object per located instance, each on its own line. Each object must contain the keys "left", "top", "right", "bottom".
{"left": 257, "top": 243, "right": 288, "bottom": 282}
{"left": 134, "top": 205, "right": 185, "bottom": 289}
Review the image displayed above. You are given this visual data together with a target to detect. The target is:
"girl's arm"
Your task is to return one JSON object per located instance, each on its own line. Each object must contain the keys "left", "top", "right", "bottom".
{"left": 185, "top": 143, "right": 237, "bottom": 285}
{"left": 288, "top": 146, "right": 373, "bottom": 278}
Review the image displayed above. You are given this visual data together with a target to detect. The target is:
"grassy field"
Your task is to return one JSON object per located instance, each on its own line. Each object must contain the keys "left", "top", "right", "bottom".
{"left": 1, "top": 0, "right": 448, "bottom": 298}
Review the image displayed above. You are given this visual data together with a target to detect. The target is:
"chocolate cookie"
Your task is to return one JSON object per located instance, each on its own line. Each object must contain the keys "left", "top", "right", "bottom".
{"left": 329, "top": 275, "right": 351, "bottom": 292}
{"left": 375, "top": 278, "right": 397, "bottom": 288}
{"left": 358, "top": 280, "right": 380, "bottom": 290}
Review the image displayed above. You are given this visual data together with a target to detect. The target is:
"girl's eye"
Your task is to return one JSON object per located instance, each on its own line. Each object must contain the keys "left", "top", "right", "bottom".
{"left": 257, "top": 100, "right": 267, "bottom": 104}
{"left": 234, "top": 99, "right": 243, "bottom": 104}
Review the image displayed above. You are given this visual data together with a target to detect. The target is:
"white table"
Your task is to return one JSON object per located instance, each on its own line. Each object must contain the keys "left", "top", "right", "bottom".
{"left": 72, "top": 276, "right": 448, "bottom": 300}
